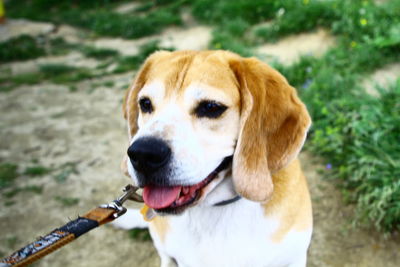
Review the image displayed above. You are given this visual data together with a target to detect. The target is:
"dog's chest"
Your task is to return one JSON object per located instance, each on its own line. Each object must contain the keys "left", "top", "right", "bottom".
{"left": 152, "top": 200, "right": 311, "bottom": 267}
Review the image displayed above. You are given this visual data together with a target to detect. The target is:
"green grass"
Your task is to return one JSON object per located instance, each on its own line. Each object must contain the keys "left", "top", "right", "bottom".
{"left": 1, "top": 64, "right": 95, "bottom": 89}
{"left": 0, "top": 35, "right": 170, "bottom": 90}
{"left": 0, "top": 36, "right": 79, "bottom": 64}
{"left": 6, "top": 0, "right": 183, "bottom": 39}
{"left": 39, "top": 64, "right": 94, "bottom": 83}
{"left": 0, "top": 163, "right": 18, "bottom": 189}
{"left": 192, "top": 0, "right": 277, "bottom": 25}
{"left": 80, "top": 46, "right": 119, "bottom": 59}
{"left": 6, "top": 236, "right": 18, "bottom": 249}
{"left": 254, "top": 0, "right": 338, "bottom": 42}
{"left": 4, "top": 185, "right": 44, "bottom": 198}
{"left": 0, "top": 35, "right": 46, "bottom": 63}
{"left": 129, "top": 228, "right": 152, "bottom": 241}
{"left": 54, "top": 196, "right": 80, "bottom": 206}
{"left": 304, "top": 80, "right": 400, "bottom": 232}
{"left": 54, "top": 162, "right": 79, "bottom": 183}
{"left": 102, "top": 81, "right": 115, "bottom": 88}
{"left": 265, "top": 0, "right": 400, "bottom": 231}
{"left": 114, "top": 40, "right": 175, "bottom": 73}
{"left": 24, "top": 165, "right": 51, "bottom": 176}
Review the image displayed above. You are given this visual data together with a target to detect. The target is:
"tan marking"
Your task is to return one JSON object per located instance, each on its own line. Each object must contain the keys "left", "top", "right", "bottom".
{"left": 230, "top": 57, "right": 311, "bottom": 202}
{"left": 149, "top": 216, "right": 170, "bottom": 243}
{"left": 122, "top": 50, "right": 311, "bottom": 204}
{"left": 263, "top": 159, "right": 313, "bottom": 243}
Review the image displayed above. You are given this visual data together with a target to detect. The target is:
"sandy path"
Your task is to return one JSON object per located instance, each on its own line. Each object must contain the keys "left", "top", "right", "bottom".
{"left": 0, "top": 75, "right": 159, "bottom": 267}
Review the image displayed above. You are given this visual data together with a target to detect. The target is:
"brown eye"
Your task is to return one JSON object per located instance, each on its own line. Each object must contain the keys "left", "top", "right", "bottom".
{"left": 139, "top": 97, "right": 153, "bottom": 113}
{"left": 194, "top": 100, "right": 227, "bottom": 119}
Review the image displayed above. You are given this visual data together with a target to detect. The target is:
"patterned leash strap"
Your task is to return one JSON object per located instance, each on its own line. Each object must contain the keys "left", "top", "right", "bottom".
{"left": 0, "top": 185, "right": 143, "bottom": 267}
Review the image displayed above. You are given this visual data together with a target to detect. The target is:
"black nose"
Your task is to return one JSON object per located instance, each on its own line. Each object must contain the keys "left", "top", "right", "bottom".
{"left": 127, "top": 137, "right": 171, "bottom": 174}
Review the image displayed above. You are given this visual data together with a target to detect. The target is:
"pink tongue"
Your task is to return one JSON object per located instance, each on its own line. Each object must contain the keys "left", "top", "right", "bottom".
{"left": 143, "top": 185, "right": 181, "bottom": 209}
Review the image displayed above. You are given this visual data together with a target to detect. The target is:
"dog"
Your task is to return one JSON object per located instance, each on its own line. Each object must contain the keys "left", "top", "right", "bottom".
{"left": 115, "top": 50, "right": 312, "bottom": 267}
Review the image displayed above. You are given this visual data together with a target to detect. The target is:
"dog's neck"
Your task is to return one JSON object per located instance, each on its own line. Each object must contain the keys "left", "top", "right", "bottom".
{"left": 201, "top": 175, "right": 239, "bottom": 207}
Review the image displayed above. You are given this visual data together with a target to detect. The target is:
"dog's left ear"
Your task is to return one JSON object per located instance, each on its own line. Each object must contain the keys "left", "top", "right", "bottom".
{"left": 229, "top": 57, "right": 311, "bottom": 202}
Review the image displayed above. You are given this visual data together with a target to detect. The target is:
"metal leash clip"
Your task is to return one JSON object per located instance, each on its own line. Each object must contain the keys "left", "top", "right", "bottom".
{"left": 100, "top": 184, "right": 144, "bottom": 218}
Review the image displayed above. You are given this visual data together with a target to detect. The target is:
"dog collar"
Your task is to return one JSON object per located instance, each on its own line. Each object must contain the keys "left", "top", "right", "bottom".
{"left": 213, "top": 195, "right": 242, "bottom": 207}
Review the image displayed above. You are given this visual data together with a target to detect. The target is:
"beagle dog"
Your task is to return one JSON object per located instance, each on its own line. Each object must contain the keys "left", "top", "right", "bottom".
{"left": 116, "top": 50, "right": 312, "bottom": 267}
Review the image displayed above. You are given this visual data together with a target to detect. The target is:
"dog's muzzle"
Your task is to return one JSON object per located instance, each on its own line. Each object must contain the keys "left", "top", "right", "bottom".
{"left": 127, "top": 137, "right": 171, "bottom": 181}
{"left": 128, "top": 137, "right": 172, "bottom": 187}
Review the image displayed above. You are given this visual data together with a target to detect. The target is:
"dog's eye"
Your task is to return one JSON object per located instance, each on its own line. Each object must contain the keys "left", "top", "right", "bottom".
{"left": 194, "top": 100, "right": 227, "bottom": 119}
{"left": 139, "top": 97, "right": 153, "bottom": 113}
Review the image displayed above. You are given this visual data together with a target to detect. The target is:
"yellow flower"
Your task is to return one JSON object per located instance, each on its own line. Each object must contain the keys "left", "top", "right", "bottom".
{"left": 360, "top": 18, "right": 368, "bottom": 26}
{"left": 303, "top": 0, "right": 310, "bottom": 5}
{"left": 351, "top": 41, "right": 357, "bottom": 48}
{"left": 0, "top": 0, "right": 4, "bottom": 18}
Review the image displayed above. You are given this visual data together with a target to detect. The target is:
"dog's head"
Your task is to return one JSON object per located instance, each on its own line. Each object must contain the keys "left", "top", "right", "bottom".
{"left": 122, "top": 50, "right": 311, "bottom": 214}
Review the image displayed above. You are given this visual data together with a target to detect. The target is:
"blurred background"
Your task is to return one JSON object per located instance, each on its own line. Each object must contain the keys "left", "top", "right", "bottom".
{"left": 0, "top": 0, "right": 399, "bottom": 266}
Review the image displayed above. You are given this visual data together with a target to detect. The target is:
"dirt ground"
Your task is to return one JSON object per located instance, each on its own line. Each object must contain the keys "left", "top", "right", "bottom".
{"left": 1, "top": 18, "right": 399, "bottom": 267}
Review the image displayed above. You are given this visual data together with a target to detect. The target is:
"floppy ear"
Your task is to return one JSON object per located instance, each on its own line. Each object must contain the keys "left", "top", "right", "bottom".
{"left": 121, "top": 51, "right": 171, "bottom": 176}
{"left": 230, "top": 57, "right": 311, "bottom": 202}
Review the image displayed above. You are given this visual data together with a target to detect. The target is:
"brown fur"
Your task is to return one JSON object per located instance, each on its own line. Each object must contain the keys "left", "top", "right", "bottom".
{"left": 230, "top": 57, "right": 311, "bottom": 202}
{"left": 263, "top": 159, "right": 312, "bottom": 242}
{"left": 122, "top": 50, "right": 311, "bottom": 204}
{"left": 149, "top": 216, "right": 170, "bottom": 243}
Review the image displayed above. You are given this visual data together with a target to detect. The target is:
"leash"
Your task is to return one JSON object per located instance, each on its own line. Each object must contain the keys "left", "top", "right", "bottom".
{"left": 0, "top": 181, "right": 242, "bottom": 266}
{"left": 0, "top": 185, "right": 143, "bottom": 267}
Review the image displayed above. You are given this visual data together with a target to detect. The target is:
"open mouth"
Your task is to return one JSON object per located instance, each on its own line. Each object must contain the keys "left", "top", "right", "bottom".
{"left": 142, "top": 156, "right": 232, "bottom": 213}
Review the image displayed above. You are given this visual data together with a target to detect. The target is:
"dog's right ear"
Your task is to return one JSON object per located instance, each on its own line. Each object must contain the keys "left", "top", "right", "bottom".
{"left": 121, "top": 51, "right": 171, "bottom": 176}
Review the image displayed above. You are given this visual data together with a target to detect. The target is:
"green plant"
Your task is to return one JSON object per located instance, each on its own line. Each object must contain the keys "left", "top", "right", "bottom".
{"left": 0, "top": 163, "right": 18, "bottom": 189}
{"left": 260, "top": 0, "right": 400, "bottom": 232}
{"left": 4, "top": 185, "right": 44, "bottom": 198}
{"left": 38, "top": 64, "right": 94, "bottom": 84}
{"left": 54, "top": 162, "right": 79, "bottom": 183}
{"left": 307, "top": 81, "right": 400, "bottom": 232}
{"left": 255, "top": 0, "right": 338, "bottom": 42}
{"left": 102, "top": 81, "right": 115, "bottom": 88}
{"left": 24, "top": 165, "right": 51, "bottom": 176}
{"left": 192, "top": 0, "right": 277, "bottom": 25}
{"left": 80, "top": 46, "right": 119, "bottom": 59}
{"left": 114, "top": 40, "right": 174, "bottom": 73}
{"left": 6, "top": 0, "right": 183, "bottom": 39}
{"left": 54, "top": 196, "right": 80, "bottom": 206}
{"left": 0, "top": 35, "right": 46, "bottom": 63}
{"left": 129, "top": 228, "right": 152, "bottom": 241}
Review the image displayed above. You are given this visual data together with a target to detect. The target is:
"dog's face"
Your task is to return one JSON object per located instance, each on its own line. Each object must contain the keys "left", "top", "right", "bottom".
{"left": 122, "top": 51, "right": 311, "bottom": 214}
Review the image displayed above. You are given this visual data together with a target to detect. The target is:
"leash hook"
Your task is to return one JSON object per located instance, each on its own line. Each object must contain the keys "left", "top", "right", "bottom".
{"left": 99, "top": 184, "right": 143, "bottom": 218}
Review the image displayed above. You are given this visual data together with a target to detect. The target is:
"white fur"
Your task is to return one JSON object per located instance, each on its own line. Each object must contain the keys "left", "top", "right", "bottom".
{"left": 122, "top": 80, "right": 311, "bottom": 267}
{"left": 112, "top": 208, "right": 148, "bottom": 230}
{"left": 117, "top": 178, "right": 312, "bottom": 267}
{"left": 127, "top": 81, "right": 240, "bottom": 188}
{"left": 158, "top": 201, "right": 311, "bottom": 267}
